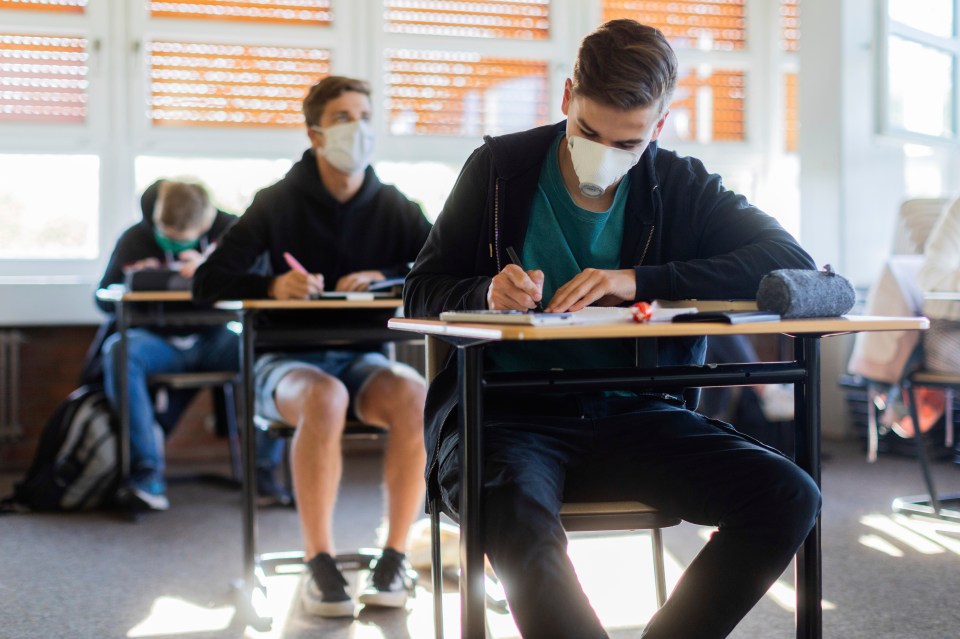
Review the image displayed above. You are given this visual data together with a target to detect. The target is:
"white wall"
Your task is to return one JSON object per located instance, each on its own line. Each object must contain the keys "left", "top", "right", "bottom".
{"left": 799, "top": 0, "right": 906, "bottom": 289}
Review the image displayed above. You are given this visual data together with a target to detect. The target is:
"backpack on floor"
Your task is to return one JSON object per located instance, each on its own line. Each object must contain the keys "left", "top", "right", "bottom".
{"left": 2, "top": 385, "right": 119, "bottom": 512}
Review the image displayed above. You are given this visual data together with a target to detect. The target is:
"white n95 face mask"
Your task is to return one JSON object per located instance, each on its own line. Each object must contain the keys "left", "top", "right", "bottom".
{"left": 566, "top": 135, "right": 641, "bottom": 198}
{"left": 312, "top": 119, "right": 375, "bottom": 174}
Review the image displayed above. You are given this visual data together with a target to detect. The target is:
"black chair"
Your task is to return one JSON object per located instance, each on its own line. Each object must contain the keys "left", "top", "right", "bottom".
{"left": 893, "top": 370, "right": 960, "bottom": 522}
{"left": 146, "top": 370, "right": 242, "bottom": 485}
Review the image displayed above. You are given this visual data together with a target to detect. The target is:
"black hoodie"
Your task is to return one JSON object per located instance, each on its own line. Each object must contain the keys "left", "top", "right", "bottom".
{"left": 192, "top": 150, "right": 432, "bottom": 303}
{"left": 96, "top": 179, "right": 237, "bottom": 314}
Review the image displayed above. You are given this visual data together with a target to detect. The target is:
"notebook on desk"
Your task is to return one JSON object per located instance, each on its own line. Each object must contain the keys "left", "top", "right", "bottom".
{"left": 440, "top": 307, "right": 636, "bottom": 326}
{"left": 312, "top": 291, "right": 396, "bottom": 301}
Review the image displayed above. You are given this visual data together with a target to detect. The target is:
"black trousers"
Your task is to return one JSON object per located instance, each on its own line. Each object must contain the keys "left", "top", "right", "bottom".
{"left": 437, "top": 394, "right": 821, "bottom": 639}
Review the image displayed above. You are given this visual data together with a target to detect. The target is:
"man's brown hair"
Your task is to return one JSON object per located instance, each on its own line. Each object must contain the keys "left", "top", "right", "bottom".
{"left": 302, "top": 75, "right": 372, "bottom": 127}
{"left": 572, "top": 19, "right": 678, "bottom": 113}
{"left": 153, "top": 180, "right": 214, "bottom": 233}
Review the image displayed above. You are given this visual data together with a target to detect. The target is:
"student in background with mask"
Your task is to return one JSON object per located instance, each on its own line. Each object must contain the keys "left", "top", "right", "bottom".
{"left": 405, "top": 20, "right": 819, "bottom": 638}
{"left": 194, "top": 76, "right": 432, "bottom": 617}
{"left": 98, "top": 179, "right": 287, "bottom": 512}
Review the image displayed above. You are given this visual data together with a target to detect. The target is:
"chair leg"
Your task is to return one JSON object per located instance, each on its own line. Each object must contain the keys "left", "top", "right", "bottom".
{"left": 222, "top": 383, "right": 243, "bottom": 484}
{"left": 651, "top": 527, "right": 668, "bottom": 608}
{"left": 866, "top": 382, "right": 880, "bottom": 463}
{"left": 945, "top": 387, "right": 955, "bottom": 449}
{"left": 905, "top": 383, "right": 943, "bottom": 514}
{"left": 430, "top": 498, "right": 444, "bottom": 639}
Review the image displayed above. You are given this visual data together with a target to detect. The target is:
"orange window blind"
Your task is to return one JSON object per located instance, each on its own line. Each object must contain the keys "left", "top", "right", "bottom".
{"left": 781, "top": 0, "right": 799, "bottom": 52}
{"left": 785, "top": 71, "right": 797, "bottom": 152}
{"left": 0, "top": 34, "right": 88, "bottom": 124}
{"left": 147, "top": 40, "right": 330, "bottom": 127}
{"left": 602, "top": 0, "right": 746, "bottom": 51}
{"left": 0, "top": 0, "right": 86, "bottom": 12}
{"left": 669, "top": 69, "right": 745, "bottom": 142}
{"left": 384, "top": 1, "right": 549, "bottom": 40}
{"left": 148, "top": 0, "right": 332, "bottom": 25}
{"left": 385, "top": 49, "right": 549, "bottom": 137}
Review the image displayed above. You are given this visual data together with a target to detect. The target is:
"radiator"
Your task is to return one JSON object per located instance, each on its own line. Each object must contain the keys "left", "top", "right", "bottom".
{"left": 0, "top": 330, "right": 23, "bottom": 442}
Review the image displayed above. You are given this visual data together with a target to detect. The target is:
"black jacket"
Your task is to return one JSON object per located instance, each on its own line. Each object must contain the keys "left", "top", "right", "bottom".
{"left": 404, "top": 121, "right": 817, "bottom": 495}
{"left": 96, "top": 179, "right": 237, "bottom": 314}
{"left": 192, "top": 150, "right": 432, "bottom": 303}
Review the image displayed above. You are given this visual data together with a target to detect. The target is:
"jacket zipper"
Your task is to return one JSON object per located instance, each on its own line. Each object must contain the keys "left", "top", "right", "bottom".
{"left": 638, "top": 184, "right": 659, "bottom": 266}
{"left": 493, "top": 177, "right": 502, "bottom": 271}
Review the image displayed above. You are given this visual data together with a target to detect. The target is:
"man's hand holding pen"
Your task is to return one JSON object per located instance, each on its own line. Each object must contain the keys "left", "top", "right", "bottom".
{"left": 487, "top": 263, "right": 545, "bottom": 311}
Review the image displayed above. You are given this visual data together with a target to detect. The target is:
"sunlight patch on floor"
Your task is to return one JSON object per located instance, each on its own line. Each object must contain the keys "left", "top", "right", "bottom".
{"left": 859, "top": 514, "right": 945, "bottom": 554}
{"left": 858, "top": 533, "right": 906, "bottom": 557}
{"left": 127, "top": 596, "right": 233, "bottom": 637}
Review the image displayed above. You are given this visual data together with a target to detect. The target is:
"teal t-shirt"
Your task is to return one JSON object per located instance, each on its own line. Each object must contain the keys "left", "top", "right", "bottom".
{"left": 487, "top": 133, "right": 641, "bottom": 373}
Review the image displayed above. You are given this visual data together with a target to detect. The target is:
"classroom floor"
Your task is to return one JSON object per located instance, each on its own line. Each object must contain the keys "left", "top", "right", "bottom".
{"left": 1, "top": 439, "right": 958, "bottom": 639}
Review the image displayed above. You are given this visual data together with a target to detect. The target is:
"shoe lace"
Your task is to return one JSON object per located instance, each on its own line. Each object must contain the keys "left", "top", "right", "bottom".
{"left": 308, "top": 554, "right": 348, "bottom": 592}
{"left": 371, "top": 550, "right": 409, "bottom": 591}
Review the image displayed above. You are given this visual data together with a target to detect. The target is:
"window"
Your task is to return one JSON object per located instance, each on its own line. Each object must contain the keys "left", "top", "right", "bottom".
{"left": 384, "top": 0, "right": 549, "bottom": 40}
{"left": 663, "top": 68, "right": 745, "bottom": 144}
{"left": 881, "top": 0, "right": 959, "bottom": 143}
{"left": 602, "top": 0, "right": 746, "bottom": 51}
{"left": 384, "top": 49, "right": 549, "bottom": 137}
{"left": 0, "top": 154, "right": 99, "bottom": 259}
{"left": 146, "top": 40, "right": 329, "bottom": 128}
{"left": 0, "top": 33, "right": 88, "bottom": 124}
{"left": 0, "top": 3, "right": 97, "bottom": 265}
{"left": 148, "top": 0, "right": 332, "bottom": 25}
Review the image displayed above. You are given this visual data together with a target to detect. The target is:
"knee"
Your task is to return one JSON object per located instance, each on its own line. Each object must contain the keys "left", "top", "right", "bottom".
{"left": 280, "top": 370, "right": 349, "bottom": 429}
{"left": 357, "top": 367, "right": 426, "bottom": 426}
{"left": 763, "top": 461, "right": 821, "bottom": 537}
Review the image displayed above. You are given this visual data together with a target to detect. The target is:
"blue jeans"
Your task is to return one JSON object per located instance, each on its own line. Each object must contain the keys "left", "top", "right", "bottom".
{"left": 103, "top": 327, "right": 283, "bottom": 485}
{"left": 437, "top": 393, "right": 821, "bottom": 639}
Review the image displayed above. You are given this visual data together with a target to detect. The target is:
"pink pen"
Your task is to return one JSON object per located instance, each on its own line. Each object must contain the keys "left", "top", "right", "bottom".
{"left": 283, "top": 251, "right": 308, "bottom": 274}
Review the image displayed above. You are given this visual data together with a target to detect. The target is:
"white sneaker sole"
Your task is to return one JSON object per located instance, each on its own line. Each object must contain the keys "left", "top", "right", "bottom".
{"left": 130, "top": 487, "right": 169, "bottom": 511}
{"left": 358, "top": 589, "right": 408, "bottom": 608}
{"left": 300, "top": 577, "right": 355, "bottom": 618}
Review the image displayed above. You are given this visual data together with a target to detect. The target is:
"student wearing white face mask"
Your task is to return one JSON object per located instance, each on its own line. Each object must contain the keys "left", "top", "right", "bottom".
{"left": 194, "top": 76, "right": 432, "bottom": 617}
{"left": 405, "top": 20, "right": 819, "bottom": 639}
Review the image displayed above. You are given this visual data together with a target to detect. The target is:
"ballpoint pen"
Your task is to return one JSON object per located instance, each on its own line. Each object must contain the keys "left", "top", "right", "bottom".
{"left": 505, "top": 246, "right": 545, "bottom": 312}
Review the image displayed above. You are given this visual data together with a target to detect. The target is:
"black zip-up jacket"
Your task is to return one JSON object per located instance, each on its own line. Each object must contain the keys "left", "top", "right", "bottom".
{"left": 404, "top": 121, "right": 816, "bottom": 497}
{"left": 192, "top": 150, "right": 432, "bottom": 303}
{"left": 96, "top": 179, "right": 237, "bottom": 314}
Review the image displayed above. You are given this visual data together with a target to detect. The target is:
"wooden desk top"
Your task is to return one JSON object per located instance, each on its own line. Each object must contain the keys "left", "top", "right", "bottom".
{"left": 215, "top": 298, "right": 403, "bottom": 311}
{"left": 388, "top": 315, "right": 929, "bottom": 341}
{"left": 96, "top": 288, "right": 403, "bottom": 310}
{"left": 95, "top": 288, "right": 192, "bottom": 303}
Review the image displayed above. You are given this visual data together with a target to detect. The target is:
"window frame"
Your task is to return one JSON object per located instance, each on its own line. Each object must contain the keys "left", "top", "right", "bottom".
{"left": 877, "top": 0, "right": 960, "bottom": 147}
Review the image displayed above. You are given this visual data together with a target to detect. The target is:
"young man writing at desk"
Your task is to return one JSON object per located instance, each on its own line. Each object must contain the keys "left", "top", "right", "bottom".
{"left": 193, "top": 76, "right": 432, "bottom": 617}
{"left": 404, "top": 20, "right": 821, "bottom": 639}
{"left": 98, "top": 179, "right": 285, "bottom": 511}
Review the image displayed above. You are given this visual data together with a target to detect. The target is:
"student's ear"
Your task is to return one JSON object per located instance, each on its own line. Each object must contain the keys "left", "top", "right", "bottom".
{"left": 561, "top": 78, "right": 573, "bottom": 116}
{"left": 306, "top": 125, "right": 323, "bottom": 148}
{"left": 650, "top": 110, "right": 669, "bottom": 141}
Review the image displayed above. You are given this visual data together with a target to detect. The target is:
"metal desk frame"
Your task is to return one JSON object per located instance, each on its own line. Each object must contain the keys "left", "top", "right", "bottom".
{"left": 215, "top": 298, "right": 405, "bottom": 630}
{"left": 95, "top": 288, "right": 238, "bottom": 487}
{"left": 388, "top": 315, "right": 928, "bottom": 639}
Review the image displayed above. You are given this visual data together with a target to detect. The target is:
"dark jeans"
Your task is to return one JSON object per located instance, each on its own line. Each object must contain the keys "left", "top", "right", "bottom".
{"left": 437, "top": 393, "right": 821, "bottom": 639}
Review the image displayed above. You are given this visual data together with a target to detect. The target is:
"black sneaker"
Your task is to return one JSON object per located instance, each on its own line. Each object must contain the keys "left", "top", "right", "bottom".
{"left": 301, "top": 553, "right": 355, "bottom": 618}
{"left": 358, "top": 547, "right": 416, "bottom": 608}
{"left": 256, "top": 466, "right": 293, "bottom": 507}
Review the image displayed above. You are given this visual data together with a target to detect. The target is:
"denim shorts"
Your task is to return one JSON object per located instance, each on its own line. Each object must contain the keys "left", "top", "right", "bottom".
{"left": 254, "top": 350, "right": 393, "bottom": 423}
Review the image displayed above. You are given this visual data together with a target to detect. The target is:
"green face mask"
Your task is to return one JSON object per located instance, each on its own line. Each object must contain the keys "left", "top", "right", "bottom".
{"left": 153, "top": 227, "right": 200, "bottom": 255}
